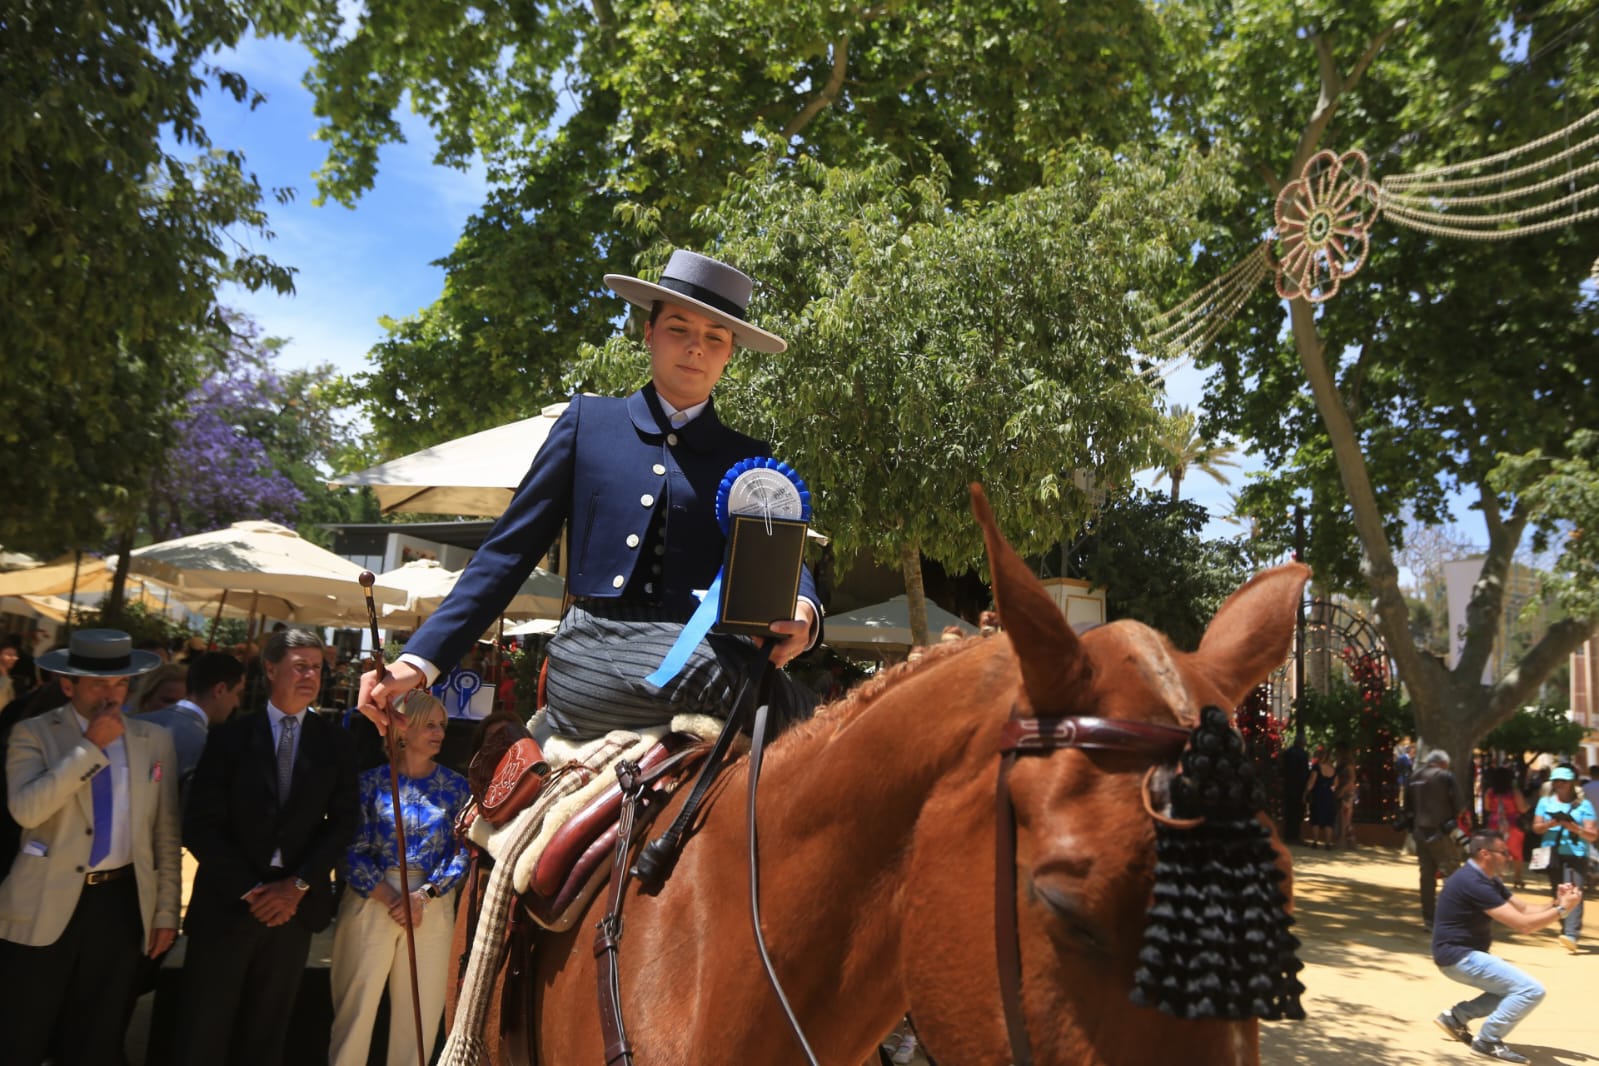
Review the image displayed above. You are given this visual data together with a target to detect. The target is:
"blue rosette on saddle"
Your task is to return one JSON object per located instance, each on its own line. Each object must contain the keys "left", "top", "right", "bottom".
{"left": 644, "top": 458, "right": 811, "bottom": 687}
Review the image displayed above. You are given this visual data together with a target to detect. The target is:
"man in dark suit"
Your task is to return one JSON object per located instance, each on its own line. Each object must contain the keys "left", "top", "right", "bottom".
{"left": 363, "top": 250, "right": 822, "bottom": 741}
{"left": 177, "top": 628, "right": 358, "bottom": 1066}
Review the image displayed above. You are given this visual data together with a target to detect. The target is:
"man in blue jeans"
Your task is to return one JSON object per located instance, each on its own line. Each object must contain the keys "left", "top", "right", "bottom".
{"left": 1431, "top": 830, "right": 1583, "bottom": 1063}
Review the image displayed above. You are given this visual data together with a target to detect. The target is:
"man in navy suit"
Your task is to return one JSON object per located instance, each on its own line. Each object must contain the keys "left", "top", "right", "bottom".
{"left": 364, "top": 250, "right": 821, "bottom": 740}
{"left": 177, "top": 628, "right": 358, "bottom": 1066}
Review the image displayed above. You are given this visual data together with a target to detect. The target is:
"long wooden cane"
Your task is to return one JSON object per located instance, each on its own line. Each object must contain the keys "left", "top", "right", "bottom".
{"left": 360, "top": 570, "right": 429, "bottom": 1065}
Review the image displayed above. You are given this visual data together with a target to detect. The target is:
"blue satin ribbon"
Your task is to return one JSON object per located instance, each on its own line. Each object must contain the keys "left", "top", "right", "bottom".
{"left": 646, "top": 457, "right": 808, "bottom": 687}
{"left": 644, "top": 572, "right": 723, "bottom": 688}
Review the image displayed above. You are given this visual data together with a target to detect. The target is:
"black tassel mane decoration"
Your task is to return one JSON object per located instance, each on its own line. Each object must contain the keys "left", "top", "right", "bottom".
{"left": 1129, "top": 705, "right": 1305, "bottom": 1021}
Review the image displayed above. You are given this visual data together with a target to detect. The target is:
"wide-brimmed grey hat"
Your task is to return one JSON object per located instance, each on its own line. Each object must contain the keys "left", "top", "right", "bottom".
{"left": 36, "top": 629, "right": 161, "bottom": 678}
{"left": 605, "top": 250, "right": 787, "bottom": 354}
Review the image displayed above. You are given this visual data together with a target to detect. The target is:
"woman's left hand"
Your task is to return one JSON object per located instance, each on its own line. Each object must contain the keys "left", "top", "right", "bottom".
{"left": 761, "top": 601, "right": 818, "bottom": 668}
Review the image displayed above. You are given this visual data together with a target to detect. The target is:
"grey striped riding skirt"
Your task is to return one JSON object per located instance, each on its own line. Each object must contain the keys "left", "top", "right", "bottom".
{"left": 542, "top": 600, "right": 817, "bottom": 741}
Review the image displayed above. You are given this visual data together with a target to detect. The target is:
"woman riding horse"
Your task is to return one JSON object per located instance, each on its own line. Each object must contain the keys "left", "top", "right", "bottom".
{"left": 361, "top": 250, "right": 821, "bottom": 739}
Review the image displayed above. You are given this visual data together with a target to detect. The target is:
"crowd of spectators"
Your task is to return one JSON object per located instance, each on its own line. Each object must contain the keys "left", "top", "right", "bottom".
{"left": 0, "top": 625, "right": 475, "bottom": 1066}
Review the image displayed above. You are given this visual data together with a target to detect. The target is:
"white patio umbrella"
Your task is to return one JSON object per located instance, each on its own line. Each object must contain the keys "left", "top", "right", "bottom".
{"left": 329, "top": 402, "right": 569, "bottom": 517}
{"left": 823, "top": 595, "right": 976, "bottom": 653}
{"left": 0, "top": 555, "right": 210, "bottom": 621}
{"left": 360, "top": 558, "right": 565, "bottom": 630}
{"left": 0, "top": 556, "right": 119, "bottom": 597}
{"left": 0, "top": 547, "right": 41, "bottom": 571}
{"left": 503, "top": 617, "right": 559, "bottom": 638}
{"left": 125, "top": 520, "right": 406, "bottom": 625}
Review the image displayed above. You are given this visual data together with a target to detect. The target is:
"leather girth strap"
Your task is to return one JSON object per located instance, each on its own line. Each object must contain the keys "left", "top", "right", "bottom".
{"left": 993, "top": 713, "right": 1191, "bottom": 1066}
{"left": 592, "top": 746, "right": 705, "bottom": 1065}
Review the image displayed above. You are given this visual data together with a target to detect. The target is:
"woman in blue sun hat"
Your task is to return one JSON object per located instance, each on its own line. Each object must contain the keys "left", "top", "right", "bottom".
{"left": 1531, "top": 765, "right": 1597, "bottom": 953}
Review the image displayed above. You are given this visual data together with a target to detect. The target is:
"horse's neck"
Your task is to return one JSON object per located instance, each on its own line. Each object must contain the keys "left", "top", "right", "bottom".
{"left": 717, "top": 657, "right": 1000, "bottom": 959}
{"left": 749, "top": 658, "right": 997, "bottom": 858}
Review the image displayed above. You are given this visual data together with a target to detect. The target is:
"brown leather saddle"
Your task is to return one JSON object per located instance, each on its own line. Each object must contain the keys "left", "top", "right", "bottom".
{"left": 450, "top": 725, "right": 709, "bottom": 1064}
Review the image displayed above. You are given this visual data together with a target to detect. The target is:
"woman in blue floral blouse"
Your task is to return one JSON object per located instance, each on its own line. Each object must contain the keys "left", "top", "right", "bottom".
{"left": 329, "top": 690, "right": 471, "bottom": 1066}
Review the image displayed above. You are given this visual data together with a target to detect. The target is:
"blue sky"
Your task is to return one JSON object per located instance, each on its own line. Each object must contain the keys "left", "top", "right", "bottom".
{"left": 202, "top": 33, "right": 1257, "bottom": 538}
{"left": 205, "top": 33, "right": 487, "bottom": 381}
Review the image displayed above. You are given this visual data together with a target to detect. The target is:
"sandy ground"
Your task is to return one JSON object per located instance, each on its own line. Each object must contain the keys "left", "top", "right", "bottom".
{"left": 1263, "top": 843, "right": 1596, "bottom": 1066}
{"left": 129, "top": 842, "right": 1595, "bottom": 1064}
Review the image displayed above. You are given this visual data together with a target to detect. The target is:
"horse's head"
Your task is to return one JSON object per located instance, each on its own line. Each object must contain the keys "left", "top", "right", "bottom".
{"left": 904, "top": 486, "right": 1308, "bottom": 1066}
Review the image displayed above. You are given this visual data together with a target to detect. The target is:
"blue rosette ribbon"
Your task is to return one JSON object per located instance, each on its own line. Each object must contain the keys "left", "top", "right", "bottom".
{"left": 645, "top": 458, "right": 810, "bottom": 687}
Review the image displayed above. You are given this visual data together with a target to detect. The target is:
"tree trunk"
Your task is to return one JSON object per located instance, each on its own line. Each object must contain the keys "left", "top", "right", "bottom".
{"left": 1261, "top": 21, "right": 1596, "bottom": 777}
{"left": 106, "top": 530, "right": 135, "bottom": 621}
{"left": 900, "top": 541, "right": 931, "bottom": 649}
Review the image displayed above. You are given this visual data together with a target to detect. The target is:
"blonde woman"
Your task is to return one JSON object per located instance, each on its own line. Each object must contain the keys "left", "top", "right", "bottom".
{"left": 329, "top": 690, "right": 470, "bottom": 1066}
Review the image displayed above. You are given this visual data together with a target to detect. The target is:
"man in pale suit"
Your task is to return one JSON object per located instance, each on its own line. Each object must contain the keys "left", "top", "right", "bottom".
{"left": 0, "top": 629, "right": 181, "bottom": 1066}
{"left": 142, "top": 651, "right": 245, "bottom": 808}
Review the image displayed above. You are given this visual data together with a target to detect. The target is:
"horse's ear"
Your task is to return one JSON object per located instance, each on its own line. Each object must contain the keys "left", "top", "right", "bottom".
{"left": 1194, "top": 562, "right": 1311, "bottom": 706}
{"left": 970, "top": 484, "right": 1090, "bottom": 715}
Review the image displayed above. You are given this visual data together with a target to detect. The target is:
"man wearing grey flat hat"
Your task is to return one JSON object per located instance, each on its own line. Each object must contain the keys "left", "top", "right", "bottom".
{"left": 362, "top": 249, "right": 823, "bottom": 741}
{"left": 0, "top": 629, "right": 181, "bottom": 1066}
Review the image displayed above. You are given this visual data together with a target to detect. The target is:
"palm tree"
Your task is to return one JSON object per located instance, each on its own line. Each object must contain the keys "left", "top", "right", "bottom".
{"left": 1151, "top": 404, "right": 1240, "bottom": 504}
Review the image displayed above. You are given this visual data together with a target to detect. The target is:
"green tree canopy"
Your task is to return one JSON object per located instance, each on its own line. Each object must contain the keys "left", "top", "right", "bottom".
{"left": 1160, "top": 0, "right": 1599, "bottom": 768}
{"left": 571, "top": 145, "right": 1229, "bottom": 640}
{"left": 1065, "top": 490, "right": 1255, "bottom": 650}
{"left": 286, "top": 0, "right": 1180, "bottom": 453}
{"left": 1480, "top": 704, "right": 1587, "bottom": 774}
{"left": 2, "top": 0, "right": 299, "bottom": 552}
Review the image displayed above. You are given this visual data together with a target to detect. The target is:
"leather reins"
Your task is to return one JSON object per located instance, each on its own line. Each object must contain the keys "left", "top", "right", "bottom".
{"left": 594, "top": 648, "right": 824, "bottom": 1065}
{"left": 993, "top": 713, "right": 1193, "bottom": 1066}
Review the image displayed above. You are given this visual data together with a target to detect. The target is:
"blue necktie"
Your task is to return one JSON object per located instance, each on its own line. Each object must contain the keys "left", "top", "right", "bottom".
{"left": 89, "top": 761, "right": 111, "bottom": 866}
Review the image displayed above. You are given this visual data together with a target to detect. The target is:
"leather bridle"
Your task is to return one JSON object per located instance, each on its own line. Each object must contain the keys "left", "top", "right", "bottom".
{"left": 993, "top": 712, "right": 1193, "bottom": 1066}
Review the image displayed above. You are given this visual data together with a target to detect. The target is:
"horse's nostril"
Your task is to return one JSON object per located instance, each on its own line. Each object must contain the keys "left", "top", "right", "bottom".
{"left": 1032, "top": 880, "right": 1110, "bottom": 959}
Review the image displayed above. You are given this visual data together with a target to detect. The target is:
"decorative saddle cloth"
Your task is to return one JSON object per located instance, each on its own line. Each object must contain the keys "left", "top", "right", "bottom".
{"left": 440, "top": 711, "right": 727, "bottom": 1066}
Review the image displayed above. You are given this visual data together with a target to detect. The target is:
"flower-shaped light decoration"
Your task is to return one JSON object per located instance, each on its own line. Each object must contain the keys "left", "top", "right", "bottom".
{"left": 1273, "top": 149, "right": 1379, "bottom": 303}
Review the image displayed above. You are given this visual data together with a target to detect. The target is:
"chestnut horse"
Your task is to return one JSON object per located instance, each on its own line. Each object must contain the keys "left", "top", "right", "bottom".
{"left": 500, "top": 487, "right": 1308, "bottom": 1064}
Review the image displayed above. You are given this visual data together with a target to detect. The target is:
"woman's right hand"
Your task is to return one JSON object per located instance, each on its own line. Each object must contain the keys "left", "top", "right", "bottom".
{"left": 387, "top": 891, "right": 424, "bottom": 928}
{"left": 358, "top": 661, "right": 426, "bottom": 735}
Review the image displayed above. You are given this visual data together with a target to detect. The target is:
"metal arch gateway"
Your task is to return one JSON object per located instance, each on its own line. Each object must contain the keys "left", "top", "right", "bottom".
{"left": 1267, "top": 597, "right": 1400, "bottom": 825}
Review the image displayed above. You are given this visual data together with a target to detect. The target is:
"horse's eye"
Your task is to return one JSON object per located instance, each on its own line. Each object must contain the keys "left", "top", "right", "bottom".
{"left": 1032, "top": 879, "right": 1110, "bottom": 960}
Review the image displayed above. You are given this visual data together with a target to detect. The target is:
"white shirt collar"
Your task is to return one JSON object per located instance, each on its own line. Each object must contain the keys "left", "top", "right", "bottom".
{"left": 656, "top": 394, "right": 708, "bottom": 428}
{"left": 173, "top": 698, "right": 210, "bottom": 727}
{"left": 267, "top": 700, "right": 308, "bottom": 727}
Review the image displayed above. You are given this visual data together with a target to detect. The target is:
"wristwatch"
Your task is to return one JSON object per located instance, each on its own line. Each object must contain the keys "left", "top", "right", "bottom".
{"left": 421, "top": 883, "right": 440, "bottom": 900}
{"left": 292, "top": 877, "right": 310, "bottom": 892}
{"left": 1555, "top": 903, "right": 1569, "bottom": 919}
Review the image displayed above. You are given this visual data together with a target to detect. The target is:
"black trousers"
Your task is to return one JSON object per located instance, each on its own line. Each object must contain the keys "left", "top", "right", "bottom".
{"left": 1416, "top": 830, "right": 1463, "bottom": 924}
{"left": 176, "top": 913, "right": 313, "bottom": 1066}
{"left": 0, "top": 876, "right": 143, "bottom": 1066}
{"left": 1282, "top": 788, "right": 1306, "bottom": 842}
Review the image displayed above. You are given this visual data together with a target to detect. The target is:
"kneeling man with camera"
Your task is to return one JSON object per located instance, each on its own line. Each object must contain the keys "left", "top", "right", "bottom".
{"left": 1430, "top": 829, "right": 1583, "bottom": 1063}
